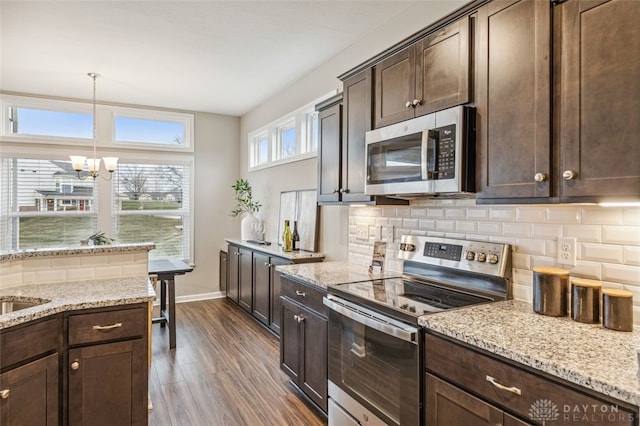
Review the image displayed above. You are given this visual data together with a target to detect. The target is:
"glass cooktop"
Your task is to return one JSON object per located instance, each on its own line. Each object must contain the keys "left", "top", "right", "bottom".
{"left": 330, "top": 278, "right": 492, "bottom": 320}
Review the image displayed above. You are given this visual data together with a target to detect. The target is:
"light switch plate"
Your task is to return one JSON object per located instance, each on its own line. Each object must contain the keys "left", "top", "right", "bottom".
{"left": 557, "top": 237, "right": 577, "bottom": 266}
{"left": 356, "top": 225, "right": 368, "bottom": 240}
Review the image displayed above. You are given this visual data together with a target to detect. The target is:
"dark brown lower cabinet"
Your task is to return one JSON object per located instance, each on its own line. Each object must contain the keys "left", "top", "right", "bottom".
{"left": 219, "top": 250, "right": 228, "bottom": 295}
{"left": 68, "top": 339, "right": 147, "bottom": 426}
{"left": 425, "top": 333, "right": 636, "bottom": 426}
{"left": 0, "top": 353, "right": 59, "bottom": 426}
{"left": 427, "top": 374, "right": 530, "bottom": 426}
{"left": 280, "top": 276, "right": 328, "bottom": 413}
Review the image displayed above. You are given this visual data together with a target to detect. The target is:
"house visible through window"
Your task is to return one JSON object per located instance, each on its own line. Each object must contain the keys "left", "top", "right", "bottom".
{"left": 0, "top": 94, "right": 195, "bottom": 261}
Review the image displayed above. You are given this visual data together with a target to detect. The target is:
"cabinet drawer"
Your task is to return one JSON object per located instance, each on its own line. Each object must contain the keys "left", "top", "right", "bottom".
{"left": 0, "top": 317, "right": 60, "bottom": 370}
{"left": 68, "top": 306, "right": 146, "bottom": 345}
{"left": 281, "top": 277, "right": 327, "bottom": 317}
{"left": 425, "top": 334, "right": 635, "bottom": 425}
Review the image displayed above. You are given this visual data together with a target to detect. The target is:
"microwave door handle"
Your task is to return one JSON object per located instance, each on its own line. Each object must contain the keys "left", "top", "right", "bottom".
{"left": 324, "top": 297, "right": 419, "bottom": 344}
{"left": 422, "top": 129, "right": 438, "bottom": 180}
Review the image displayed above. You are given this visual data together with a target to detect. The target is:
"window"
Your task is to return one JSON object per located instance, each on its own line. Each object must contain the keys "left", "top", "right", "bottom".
{"left": 112, "top": 162, "right": 191, "bottom": 259}
{"left": 115, "top": 116, "right": 186, "bottom": 146}
{"left": 0, "top": 157, "right": 97, "bottom": 251}
{"left": 247, "top": 90, "right": 336, "bottom": 170}
{"left": 9, "top": 107, "right": 93, "bottom": 139}
{"left": 0, "top": 94, "right": 195, "bottom": 261}
{"left": 276, "top": 119, "right": 296, "bottom": 160}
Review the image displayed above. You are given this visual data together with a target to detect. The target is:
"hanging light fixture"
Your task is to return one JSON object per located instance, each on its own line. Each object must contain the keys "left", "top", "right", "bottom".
{"left": 70, "top": 73, "right": 118, "bottom": 180}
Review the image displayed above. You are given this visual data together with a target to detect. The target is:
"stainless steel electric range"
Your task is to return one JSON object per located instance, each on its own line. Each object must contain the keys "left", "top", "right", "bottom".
{"left": 323, "top": 235, "right": 512, "bottom": 426}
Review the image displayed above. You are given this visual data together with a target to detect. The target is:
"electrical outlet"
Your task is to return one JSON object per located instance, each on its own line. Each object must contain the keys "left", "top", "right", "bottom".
{"left": 557, "top": 237, "right": 577, "bottom": 266}
{"left": 356, "top": 225, "right": 369, "bottom": 240}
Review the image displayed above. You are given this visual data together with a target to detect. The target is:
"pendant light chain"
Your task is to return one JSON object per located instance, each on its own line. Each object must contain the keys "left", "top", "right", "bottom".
{"left": 90, "top": 72, "right": 99, "bottom": 164}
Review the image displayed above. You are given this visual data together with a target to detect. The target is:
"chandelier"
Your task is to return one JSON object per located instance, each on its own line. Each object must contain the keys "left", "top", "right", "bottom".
{"left": 69, "top": 73, "right": 118, "bottom": 180}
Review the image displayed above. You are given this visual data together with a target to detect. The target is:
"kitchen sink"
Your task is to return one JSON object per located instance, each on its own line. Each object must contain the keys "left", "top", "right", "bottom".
{"left": 0, "top": 297, "right": 50, "bottom": 314}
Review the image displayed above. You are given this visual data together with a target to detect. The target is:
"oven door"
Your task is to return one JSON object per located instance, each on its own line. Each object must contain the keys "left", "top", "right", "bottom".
{"left": 324, "top": 295, "right": 422, "bottom": 426}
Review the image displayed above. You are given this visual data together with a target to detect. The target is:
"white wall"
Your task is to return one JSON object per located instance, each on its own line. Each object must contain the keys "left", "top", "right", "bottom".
{"left": 239, "top": 0, "right": 468, "bottom": 261}
{"left": 174, "top": 111, "right": 240, "bottom": 298}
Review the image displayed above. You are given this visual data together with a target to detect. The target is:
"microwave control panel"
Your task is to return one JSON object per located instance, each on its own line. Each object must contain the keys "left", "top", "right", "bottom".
{"left": 435, "top": 124, "right": 456, "bottom": 179}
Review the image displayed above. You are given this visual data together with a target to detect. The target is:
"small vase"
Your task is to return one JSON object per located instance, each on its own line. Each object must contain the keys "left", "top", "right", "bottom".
{"left": 241, "top": 212, "right": 259, "bottom": 240}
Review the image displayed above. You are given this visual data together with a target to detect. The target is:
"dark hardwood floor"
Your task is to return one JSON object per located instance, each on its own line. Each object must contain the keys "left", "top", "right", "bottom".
{"left": 148, "top": 298, "right": 326, "bottom": 426}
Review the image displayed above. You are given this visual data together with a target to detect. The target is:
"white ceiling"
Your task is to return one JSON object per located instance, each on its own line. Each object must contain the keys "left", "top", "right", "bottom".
{"left": 0, "top": 0, "right": 449, "bottom": 116}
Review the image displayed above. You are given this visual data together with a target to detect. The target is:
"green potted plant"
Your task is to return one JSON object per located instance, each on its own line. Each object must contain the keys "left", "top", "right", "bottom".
{"left": 231, "top": 179, "right": 262, "bottom": 240}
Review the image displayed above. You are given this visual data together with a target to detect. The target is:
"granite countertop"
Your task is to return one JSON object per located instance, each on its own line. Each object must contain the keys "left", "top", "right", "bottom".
{"left": 0, "top": 243, "right": 155, "bottom": 263}
{"left": 225, "top": 238, "right": 325, "bottom": 263}
{"left": 0, "top": 276, "right": 156, "bottom": 330}
{"left": 419, "top": 299, "right": 640, "bottom": 408}
{"left": 276, "top": 261, "right": 401, "bottom": 289}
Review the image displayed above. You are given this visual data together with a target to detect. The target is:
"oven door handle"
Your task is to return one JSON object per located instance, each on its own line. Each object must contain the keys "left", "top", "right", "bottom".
{"left": 324, "top": 296, "right": 420, "bottom": 345}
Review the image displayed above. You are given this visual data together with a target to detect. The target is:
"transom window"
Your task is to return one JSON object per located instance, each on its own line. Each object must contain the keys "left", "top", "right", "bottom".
{"left": 247, "top": 91, "right": 335, "bottom": 170}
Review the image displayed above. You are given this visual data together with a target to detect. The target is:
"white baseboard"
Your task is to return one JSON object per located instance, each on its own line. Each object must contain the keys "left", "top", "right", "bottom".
{"left": 152, "top": 291, "right": 225, "bottom": 306}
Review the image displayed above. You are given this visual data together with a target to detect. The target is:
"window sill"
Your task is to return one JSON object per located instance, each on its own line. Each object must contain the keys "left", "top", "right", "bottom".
{"left": 248, "top": 152, "right": 317, "bottom": 173}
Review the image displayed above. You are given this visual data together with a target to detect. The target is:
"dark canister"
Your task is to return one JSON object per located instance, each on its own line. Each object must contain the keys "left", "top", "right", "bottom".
{"left": 571, "top": 278, "right": 602, "bottom": 323}
{"left": 602, "top": 289, "right": 633, "bottom": 332}
{"left": 532, "top": 267, "right": 569, "bottom": 316}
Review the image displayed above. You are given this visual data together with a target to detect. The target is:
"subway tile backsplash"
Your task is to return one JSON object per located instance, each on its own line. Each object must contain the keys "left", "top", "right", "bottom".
{"left": 348, "top": 202, "right": 640, "bottom": 323}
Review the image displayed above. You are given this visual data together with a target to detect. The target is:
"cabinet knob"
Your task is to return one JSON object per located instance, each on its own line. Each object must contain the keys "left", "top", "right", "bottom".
{"left": 0, "top": 389, "right": 9, "bottom": 399}
{"left": 296, "top": 315, "right": 305, "bottom": 323}
{"left": 412, "top": 99, "right": 421, "bottom": 107}
{"left": 332, "top": 189, "right": 339, "bottom": 194}
{"left": 562, "top": 170, "right": 577, "bottom": 181}
{"left": 71, "top": 361, "right": 80, "bottom": 370}
{"left": 405, "top": 101, "right": 413, "bottom": 108}
{"left": 339, "top": 188, "right": 350, "bottom": 194}
{"left": 295, "top": 290, "right": 306, "bottom": 297}
{"left": 534, "top": 172, "right": 547, "bottom": 182}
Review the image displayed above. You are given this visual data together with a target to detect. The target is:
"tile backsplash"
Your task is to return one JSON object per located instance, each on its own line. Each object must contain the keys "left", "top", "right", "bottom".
{"left": 348, "top": 200, "right": 640, "bottom": 323}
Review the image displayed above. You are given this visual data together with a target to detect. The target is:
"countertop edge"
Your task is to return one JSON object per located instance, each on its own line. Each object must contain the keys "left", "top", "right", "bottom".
{"left": 420, "top": 301, "right": 640, "bottom": 409}
{"left": 0, "top": 276, "right": 155, "bottom": 330}
{"left": 0, "top": 243, "right": 156, "bottom": 262}
{"left": 225, "top": 238, "right": 325, "bottom": 262}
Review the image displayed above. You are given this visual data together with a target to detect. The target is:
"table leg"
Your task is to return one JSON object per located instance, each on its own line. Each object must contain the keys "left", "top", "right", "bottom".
{"left": 168, "top": 278, "right": 176, "bottom": 349}
{"left": 160, "top": 280, "right": 167, "bottom": 328}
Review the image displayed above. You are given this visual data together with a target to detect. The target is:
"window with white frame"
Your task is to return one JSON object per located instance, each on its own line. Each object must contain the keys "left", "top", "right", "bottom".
{"left": 0, "top": 157, "right": 98, "bottom": 251}
{"left": 247, "top": 91, "right": 335, "bottom": 170}
{"left": 112, "top": 161, "right": 191, "bottom": 259}
{"left": 0, "top": 94, "right": 195, "bottom": 261}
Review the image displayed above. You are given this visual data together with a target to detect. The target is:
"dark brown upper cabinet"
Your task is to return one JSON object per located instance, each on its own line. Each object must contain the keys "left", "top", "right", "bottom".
{"left": 373, "top": 17, "right": 471, "bottom": 129}
{"left": 557, "top": 0, "right": 640, "bottom": 202}
{"left": 316, "top": 94, "right": 343, "bottom": 204}
{"left": 475, "top": 0, "right": 552, "bottom": 201}
{"left": 317, "top": 73, "right": 407, "bottom": 205}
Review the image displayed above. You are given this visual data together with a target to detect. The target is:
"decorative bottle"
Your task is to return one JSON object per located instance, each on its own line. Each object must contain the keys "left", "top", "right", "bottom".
{"left": 282, "top": 220, "right": 292, "bottom": 252}
{"left": 292, "top": 221, "right": 300, "bottom": 251}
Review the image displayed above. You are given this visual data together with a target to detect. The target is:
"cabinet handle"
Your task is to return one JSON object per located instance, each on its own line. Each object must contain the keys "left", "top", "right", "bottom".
{"left": 485, "top": 375, "right": 522, "bottom": 395}
{"left": 92, "top": 322, "right": 122, "bottom": 331}
{"left": 562, "top": 170, "right": 577, "bottom": 181}
{"left": 295, "top": 290, "right": 306, "bottom": 297}
{"left": 534, "top": 172, "right": 547, "bottom": 182}
{"left": 0, "top": 389, "right": 9, "bottom": 399}
{"left": 71, "top": 361, "right": 80, "bottom": 371}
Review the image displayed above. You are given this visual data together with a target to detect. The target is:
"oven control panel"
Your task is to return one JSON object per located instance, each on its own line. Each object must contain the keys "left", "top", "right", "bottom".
{"left": 398, "top": 235, "right": 511, "bottom": 278}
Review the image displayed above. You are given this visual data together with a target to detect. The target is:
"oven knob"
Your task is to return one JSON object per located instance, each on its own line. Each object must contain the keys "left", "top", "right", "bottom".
{"left": 409, "top": 305, "right": 416, "bottom": 313}
{"left": 400, "top": 303, "right": 408, "bottom": 310}
{"left": 465, "top": 251, "right": 476, "bottom": 261}
{"left": 477, "top": 252, "right": 487, "bottom": 262}
{"left": 488, "top": 254, "right": 499, "bottom": 264}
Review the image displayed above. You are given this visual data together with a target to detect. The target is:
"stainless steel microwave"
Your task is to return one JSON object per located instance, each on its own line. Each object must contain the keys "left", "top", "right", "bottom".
{"left": 364, "top": 105, "right": 475, "bottom": 198}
